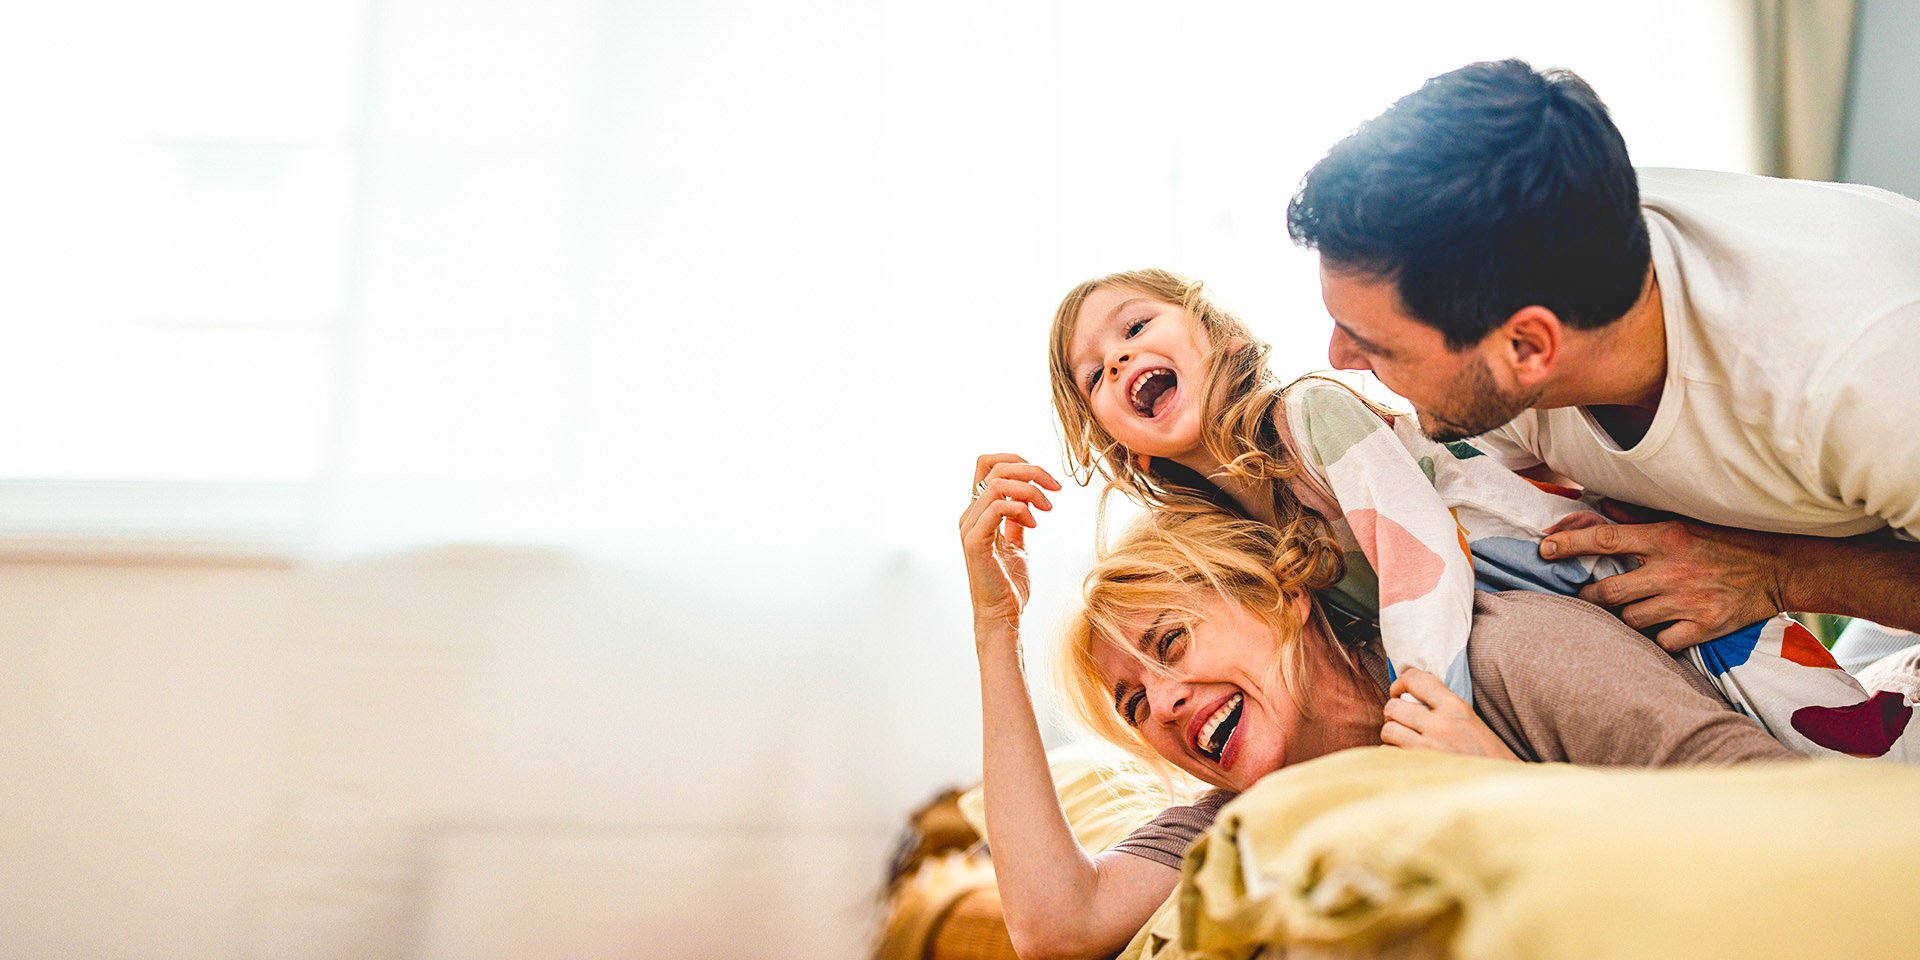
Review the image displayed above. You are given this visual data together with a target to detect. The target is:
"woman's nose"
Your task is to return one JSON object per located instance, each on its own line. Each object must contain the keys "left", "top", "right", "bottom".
{"left": 1145, "top": 676, "right": 1188, "bottom": 723}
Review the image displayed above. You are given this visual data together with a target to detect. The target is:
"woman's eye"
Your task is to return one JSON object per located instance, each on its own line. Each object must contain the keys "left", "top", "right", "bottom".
{"left": 1124, "top": 691, "right": 1145, "bottom": 726}
{"left": 1156, "top": 627, "right": 1187, "bottom": 663}
{"left": 1124, "top": 318, "right": 1149, "bottom": 338}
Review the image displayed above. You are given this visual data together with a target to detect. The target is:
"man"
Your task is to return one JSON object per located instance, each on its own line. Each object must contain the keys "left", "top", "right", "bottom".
{"left": 1285, "top": 59, "right": 1920, "bottom": 667}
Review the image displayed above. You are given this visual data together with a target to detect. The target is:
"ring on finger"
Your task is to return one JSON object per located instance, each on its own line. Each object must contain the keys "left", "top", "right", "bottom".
{"left": 972, "top": 479, "right": 989, "bottom": 500}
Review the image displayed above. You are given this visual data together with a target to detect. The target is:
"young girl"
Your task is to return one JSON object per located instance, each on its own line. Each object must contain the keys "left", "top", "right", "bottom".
{"left": 1047, "top": 267, "right": 1915, "bottom": 763}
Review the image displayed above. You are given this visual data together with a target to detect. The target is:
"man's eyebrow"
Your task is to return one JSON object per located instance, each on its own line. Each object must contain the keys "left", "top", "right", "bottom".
{"left": 1335, "top": 321, "right": 1391, "bottom": 356}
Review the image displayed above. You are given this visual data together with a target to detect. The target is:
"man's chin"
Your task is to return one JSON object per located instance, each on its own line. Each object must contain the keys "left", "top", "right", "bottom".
{"left": 1416, "top": 410, "right": 1481, "bottom": 443}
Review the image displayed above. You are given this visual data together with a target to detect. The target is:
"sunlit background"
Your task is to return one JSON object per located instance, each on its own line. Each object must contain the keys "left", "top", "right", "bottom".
{"left": 1, "top": 1, "right": 1913, "bottom": 956}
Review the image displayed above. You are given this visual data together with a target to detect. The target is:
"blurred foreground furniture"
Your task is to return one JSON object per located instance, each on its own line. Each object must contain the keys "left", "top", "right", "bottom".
{"left": 1125, "top": 747, "right": 1920, "bottom": 960}
{"left": 874, "top": 748, "right": 1180, "bottom": 960}
{"left": 881, "top": 746, "right": 1920, "bottom": 960}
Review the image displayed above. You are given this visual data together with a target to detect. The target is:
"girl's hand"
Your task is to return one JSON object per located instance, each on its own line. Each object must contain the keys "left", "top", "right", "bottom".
{"left": 959, "top": 454, "right": 1062, "bottom": 640}
{"left": 1381, "top": 668, "right": 1518, "bottom": 761}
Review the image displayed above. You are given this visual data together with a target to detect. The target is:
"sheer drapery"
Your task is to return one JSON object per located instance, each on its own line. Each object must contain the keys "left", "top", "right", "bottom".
{"left": 318, "top": 0, "right": 1763, "bottom": 569}
{"left": 1753, "top": 0, "right": 1860, "bottom": 180}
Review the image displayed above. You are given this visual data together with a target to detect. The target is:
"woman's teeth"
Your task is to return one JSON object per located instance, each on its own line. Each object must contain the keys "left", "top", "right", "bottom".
{"left": 1198, "top": 693, "right": 1243, "bottom": 760}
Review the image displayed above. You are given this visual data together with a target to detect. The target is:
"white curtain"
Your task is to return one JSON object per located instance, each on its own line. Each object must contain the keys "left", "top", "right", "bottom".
{"left": 1753, "top": 0, "right": 1859, "bottom": 180}
{"left": 320, "top": 0, "right": 1765, "bottom": 575}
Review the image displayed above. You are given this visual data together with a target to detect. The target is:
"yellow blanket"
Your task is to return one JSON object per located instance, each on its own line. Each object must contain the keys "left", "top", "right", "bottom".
{"left": 1125, "top": 747, "right": 1920, "bottom": 960}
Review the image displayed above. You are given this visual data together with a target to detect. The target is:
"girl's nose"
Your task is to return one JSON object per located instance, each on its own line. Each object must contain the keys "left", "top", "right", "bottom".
{"left": 1109, "top": 353, "right": 1130, "bottom": 377}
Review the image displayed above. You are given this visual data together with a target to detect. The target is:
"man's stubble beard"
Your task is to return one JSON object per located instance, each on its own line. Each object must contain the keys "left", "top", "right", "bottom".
{"left": 1418, "top": 358, "right": 1544, "bottom": 443}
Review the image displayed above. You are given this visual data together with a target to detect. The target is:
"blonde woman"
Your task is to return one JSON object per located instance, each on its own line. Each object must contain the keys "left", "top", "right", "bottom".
{"left": 959, "top": 454, "right": 1798, "bottom": 960}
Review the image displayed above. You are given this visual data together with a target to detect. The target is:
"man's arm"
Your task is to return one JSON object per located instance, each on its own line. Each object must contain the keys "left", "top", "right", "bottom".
{"left": 1540, "top": 503, "right": 1920, "bottom": 650}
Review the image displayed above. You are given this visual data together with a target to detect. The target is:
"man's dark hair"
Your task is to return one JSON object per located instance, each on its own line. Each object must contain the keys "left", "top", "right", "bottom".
{"left": 1287, "top": 59, "right": 1650, "bottom": 349}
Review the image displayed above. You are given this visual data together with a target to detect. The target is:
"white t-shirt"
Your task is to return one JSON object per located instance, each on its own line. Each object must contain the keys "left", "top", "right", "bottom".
{"left": 1475, "top": 168, "right": 1920, "bottom": 539}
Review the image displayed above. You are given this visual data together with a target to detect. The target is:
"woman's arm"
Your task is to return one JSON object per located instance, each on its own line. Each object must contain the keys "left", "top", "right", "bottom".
{"left": 961, "top": 454, "right": 1180, "bottom": 960}
{"left": 975, "top": 629, "right": 1185, "bottom": 959}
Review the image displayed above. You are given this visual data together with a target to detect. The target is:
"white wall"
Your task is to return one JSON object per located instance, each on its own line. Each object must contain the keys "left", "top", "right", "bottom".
{"left": 1, "top": 549, "right": 986, "bottom": 958}
{"left": 1842, "top": 0, "right": 1920, "bottom": 198}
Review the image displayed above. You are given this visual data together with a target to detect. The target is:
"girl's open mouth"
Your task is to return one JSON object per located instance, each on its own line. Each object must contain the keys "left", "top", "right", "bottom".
{"left": 1130, "top": 368, "right": 1177, "bottom": 418}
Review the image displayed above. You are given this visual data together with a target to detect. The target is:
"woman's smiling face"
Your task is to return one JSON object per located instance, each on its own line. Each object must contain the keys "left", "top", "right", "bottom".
{"left": 1063, "top": 285, "right": 1210, "bottom": 464}
{"left": 1091, "top": 592, "right": 1381, "bottom": 792}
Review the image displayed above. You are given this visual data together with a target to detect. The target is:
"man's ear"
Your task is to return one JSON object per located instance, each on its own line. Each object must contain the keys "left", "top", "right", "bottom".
{"left": 1495, "top": 306, "right": 1561, "bottom": 388}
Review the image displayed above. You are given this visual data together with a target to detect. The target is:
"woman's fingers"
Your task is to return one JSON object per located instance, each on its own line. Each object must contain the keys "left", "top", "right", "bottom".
{"left": 1388, "top": 667, "right": 1456, "bottom": 708}
{"left": 980, "top": 475, "right": 1055, "bottom": 512}
{"left": 973, "top": 453, "right": 1062, "bottom": 489}
{"left": 1379, "top": 718, "right": 1422, "bottom": 748}
{"left": 1382, "top": 667, "right": 1518, "bottom": 761}
{"left": 981, "top": 458, "right": 1063, "bottom": 492}
{"left": 965, "top": 498, "right": 1036, "bottom": 546}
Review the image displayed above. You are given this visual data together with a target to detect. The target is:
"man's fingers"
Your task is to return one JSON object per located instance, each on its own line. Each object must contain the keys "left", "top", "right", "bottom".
{"left": 1541, "top": 520, "right": 1657, "bottom": 560}
{"left": 1576, "top": 568, "right": 1662, "bottom": 609}
{"left": 1652, "top": 620, "right": 1711, "bottom": 652}
{"left": 1616, "top": 594, "right": 1686, "bottom": 631}
{"left": 1540, "top": 511, "right": 1607, "bottom": 536}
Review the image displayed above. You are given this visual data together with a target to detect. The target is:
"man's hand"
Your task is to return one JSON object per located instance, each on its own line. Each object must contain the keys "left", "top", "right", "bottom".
{"left": 1539, "top": 500, "right": 1788, "bottom": 651}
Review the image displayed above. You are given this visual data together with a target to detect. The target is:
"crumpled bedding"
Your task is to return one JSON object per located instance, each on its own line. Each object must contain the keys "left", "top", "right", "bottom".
{"left": 1123, "top": 747, "right": 1920, "bottom": 960}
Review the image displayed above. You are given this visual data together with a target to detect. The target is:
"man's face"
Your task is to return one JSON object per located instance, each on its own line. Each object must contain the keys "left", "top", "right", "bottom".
{"left": 1319, "top": 266, "right": 1540, "bottom": 441}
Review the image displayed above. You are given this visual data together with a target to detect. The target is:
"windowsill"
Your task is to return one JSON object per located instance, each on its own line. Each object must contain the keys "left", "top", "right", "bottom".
{"left": 0, "top": 480, "right": 314, "bottom": 566}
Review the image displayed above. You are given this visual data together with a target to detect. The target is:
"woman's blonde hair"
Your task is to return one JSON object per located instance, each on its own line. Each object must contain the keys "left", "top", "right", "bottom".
{"left": 1049, "top": 268, "right": 1320, "bottom": 533}
{"left": 1052, "top": 507, "right": 1345, "bottom": 781}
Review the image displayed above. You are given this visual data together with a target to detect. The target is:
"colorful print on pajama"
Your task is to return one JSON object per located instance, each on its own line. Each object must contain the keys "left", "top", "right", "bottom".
{"left": 1284, "top": 379, "right": 1915, "bottom": 762}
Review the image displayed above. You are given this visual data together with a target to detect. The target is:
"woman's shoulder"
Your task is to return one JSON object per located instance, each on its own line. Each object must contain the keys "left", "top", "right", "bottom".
{"left": 1467, "top": 591, "right": 1634, "bottom": 661}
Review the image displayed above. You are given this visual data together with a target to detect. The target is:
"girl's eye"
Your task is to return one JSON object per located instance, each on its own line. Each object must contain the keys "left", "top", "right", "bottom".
{"left": 1124, "top": 317, "right": 1149, "bottom": 338}
{"left": 1124, "top": 690, "right": 1146, "bottom": 726}
{"left": 1156, "top": 627, "right": 1187, "bottom": 663}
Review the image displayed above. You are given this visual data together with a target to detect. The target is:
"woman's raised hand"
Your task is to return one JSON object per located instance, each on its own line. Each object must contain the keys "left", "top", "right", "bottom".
{"left": 959, "top": 453, "right": 1063, "bottom": 640}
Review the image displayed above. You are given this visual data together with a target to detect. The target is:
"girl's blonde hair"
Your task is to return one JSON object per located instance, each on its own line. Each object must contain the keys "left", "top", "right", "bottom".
{"left": 1051, "top": 506, "right": 1346, "bottom": 782}
{"left": 1047, "top": 268, "right": 1366, "bottom": 566}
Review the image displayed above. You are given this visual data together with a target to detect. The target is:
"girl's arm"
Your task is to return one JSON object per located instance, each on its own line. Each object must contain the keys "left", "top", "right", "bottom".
{"left": 961, "top": 454, "right": 1180, "bottom": 960}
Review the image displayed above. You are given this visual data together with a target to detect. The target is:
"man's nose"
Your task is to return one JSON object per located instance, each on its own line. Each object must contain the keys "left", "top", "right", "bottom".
{"left": 1328, "top": 328, "right": 1368, "bottom": 371}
